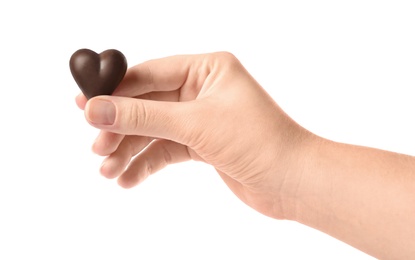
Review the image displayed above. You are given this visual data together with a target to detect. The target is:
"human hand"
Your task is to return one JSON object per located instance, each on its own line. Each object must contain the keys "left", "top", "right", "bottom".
{"left": 76, "top": 52, "right": 415, "bottom": 259}
{"left": 76, "top": 52, "right": 314, "bottom": 219}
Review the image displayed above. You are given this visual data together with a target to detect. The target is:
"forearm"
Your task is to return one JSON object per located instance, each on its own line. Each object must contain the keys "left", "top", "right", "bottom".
{"left": 290, "top": 137, "right": 415, "bottom": 259}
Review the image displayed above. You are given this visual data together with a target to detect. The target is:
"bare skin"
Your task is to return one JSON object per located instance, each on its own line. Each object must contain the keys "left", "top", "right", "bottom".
{"left": 76, "top": 52, "right": 415, "bottom": 259}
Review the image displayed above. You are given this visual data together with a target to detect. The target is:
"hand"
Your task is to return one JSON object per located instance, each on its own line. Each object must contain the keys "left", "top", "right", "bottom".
{"left": 76, "top": 52, "right": 415, "bottom": 259}
{"left": 76, "top": 52, "right": 313, "bottom": 219}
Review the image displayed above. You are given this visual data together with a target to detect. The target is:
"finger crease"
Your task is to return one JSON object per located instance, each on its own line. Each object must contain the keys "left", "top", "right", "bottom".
{"left": 145, "top": 157, "right": 153, "bottom": 175}
{"left": 162, "top": 144, "right": 172, "bottom": 165}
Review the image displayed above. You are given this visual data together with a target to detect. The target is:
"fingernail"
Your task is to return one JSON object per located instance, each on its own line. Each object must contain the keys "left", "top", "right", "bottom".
{"left": 86, "top": 99, "right": 115, "bottom": 125}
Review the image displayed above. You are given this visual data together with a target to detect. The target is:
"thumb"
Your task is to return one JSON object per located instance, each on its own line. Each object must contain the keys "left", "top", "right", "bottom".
{"left": 84, "top": 96, "right": 195, "bottom": 143}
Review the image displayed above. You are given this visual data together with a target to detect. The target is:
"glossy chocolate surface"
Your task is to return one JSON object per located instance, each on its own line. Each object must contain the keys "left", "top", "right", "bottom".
{"left": 70, "top": 49, "right": 127, "bottom": 99}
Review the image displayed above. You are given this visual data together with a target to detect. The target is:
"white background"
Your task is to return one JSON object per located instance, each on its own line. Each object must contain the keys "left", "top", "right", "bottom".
{"left": 1, "top": 1, "right": 414, "bottom": 259}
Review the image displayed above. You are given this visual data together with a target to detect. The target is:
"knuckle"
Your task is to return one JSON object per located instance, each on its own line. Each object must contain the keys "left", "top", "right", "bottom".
{"left": 125, "top": 100, "right": 174, "bottom": 136}
{"left": 118, "top": 101, "right": 149, "bottom": 134}
{"left": 203, "top": 51, "right": 244, "bottom": 78}
{"left": 214, "top": 51, "right": 236, "bottom": 59}
{"left": 212, "top": 51, "right": 240, "bottom": 67}
{"left": 132, "top": 102, "right": 147, "bottom": 132}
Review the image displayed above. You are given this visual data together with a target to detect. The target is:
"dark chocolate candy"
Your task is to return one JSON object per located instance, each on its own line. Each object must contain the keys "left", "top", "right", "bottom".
{"left": 70, "top": 49, "right": 127, "bottom": 99}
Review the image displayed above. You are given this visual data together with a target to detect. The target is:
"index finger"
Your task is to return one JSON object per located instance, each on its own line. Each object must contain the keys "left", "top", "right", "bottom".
{"left": 112, "top": 53, "right": 211, "bottom": 98}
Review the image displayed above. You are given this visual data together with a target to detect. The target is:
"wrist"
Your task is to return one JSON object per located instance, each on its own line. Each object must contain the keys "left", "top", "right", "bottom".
{"left": 277, "top": 130, "right": 327, "bottom": 221}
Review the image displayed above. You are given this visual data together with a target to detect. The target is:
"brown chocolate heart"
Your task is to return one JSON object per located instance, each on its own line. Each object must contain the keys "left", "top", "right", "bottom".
{"left": 70, "top": 49, "right": 127, "bottom": 99}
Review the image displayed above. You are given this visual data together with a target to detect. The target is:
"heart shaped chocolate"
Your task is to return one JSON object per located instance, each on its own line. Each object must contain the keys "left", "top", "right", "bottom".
{"left": 70, "top": 49, "right": 127, "bottom": 99}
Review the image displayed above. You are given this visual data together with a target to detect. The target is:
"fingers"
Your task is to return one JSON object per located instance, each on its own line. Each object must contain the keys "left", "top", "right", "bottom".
{"left": 77, "top": 90, "right": 181, "bottom": 110}
{"left": 75, "top": 55, "right": 197, "bottom": 106}
{"left": 92, "top": 131, "right": 125, "bottom": 156}
{"left": 100, "top": 135, "right": 153, "bottom": 179}
{"left": 79, "top": 90, "right": 184, "bottom": 156}
{"left": 117, "top": 139, "right": 191, "bottom": 188}
{"left": 85, "top": 96, "right": 197, "bottom": 144}
{"left": 113, "top": 54, "right": 208, "bottom": 98}
{"left": 75, "top": 93, "right": 87, "bottom": 109}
